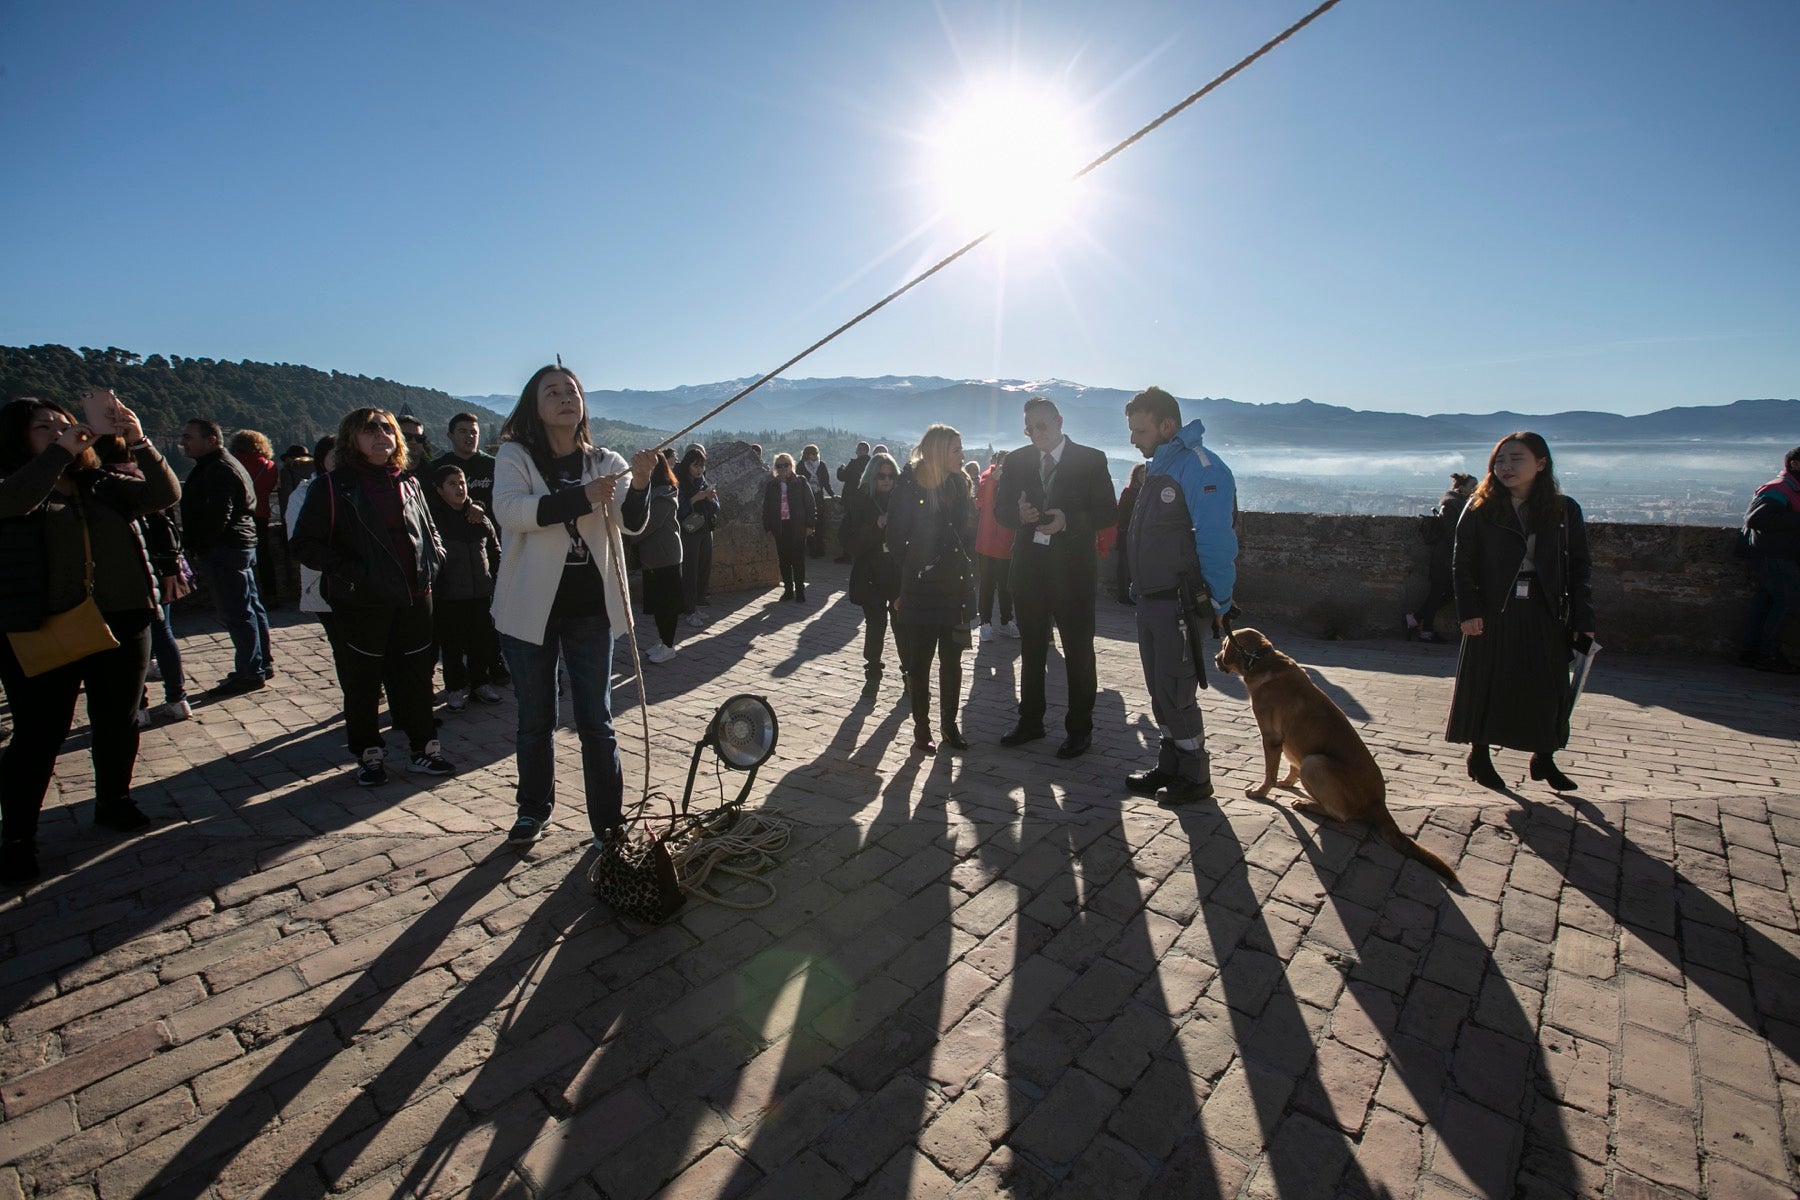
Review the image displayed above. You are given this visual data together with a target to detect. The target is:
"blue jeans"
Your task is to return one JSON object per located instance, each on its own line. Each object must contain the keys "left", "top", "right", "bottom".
{"left": 203, "top": 545, "right": 271, "bottom": 680}
{"left": 1742, "top": 557, "right": 1800, "bottom": 661}
{"left": 501, "top": 614, "right": 623, "bottom": 835}
{"left": 148, "top": 603, "right": 187, "bottom": 703}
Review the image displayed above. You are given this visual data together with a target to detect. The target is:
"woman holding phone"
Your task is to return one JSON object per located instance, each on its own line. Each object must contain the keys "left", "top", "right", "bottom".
{"left": 0, "top": 391, "right": 180, "bottom": 884}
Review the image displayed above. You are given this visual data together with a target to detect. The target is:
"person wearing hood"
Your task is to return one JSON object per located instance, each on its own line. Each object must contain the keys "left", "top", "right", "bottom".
{"left": 1737, "top": 446, "right": 1800, "bottom": 673}
{"left": 1121, "top": 386, "right": 1238, "bottom": 807}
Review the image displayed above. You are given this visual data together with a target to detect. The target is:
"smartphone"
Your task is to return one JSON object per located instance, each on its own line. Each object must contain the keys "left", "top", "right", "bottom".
{"left": 79, "top": 389, "right": 121, "bottom": 436}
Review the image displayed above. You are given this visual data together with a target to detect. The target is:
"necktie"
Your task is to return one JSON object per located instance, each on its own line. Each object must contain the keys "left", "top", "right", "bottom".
{"left": 1041, "top": 452, "right": 1055, "bottom": 483}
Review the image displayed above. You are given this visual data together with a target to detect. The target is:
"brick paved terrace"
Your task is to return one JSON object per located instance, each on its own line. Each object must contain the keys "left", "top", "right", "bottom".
{"left": 1, "top": 561, "right": 1796, "bottom": 1199}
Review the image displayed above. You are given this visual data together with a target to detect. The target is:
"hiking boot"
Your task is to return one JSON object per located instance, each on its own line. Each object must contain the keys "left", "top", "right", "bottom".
{"left": 1155, "top": 778, "right": 1215, "bottom": 807}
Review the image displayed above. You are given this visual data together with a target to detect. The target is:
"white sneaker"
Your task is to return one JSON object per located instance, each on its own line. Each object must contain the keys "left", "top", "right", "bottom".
{"left": 645, "top": 642, "right": 678, "bottom": 664}
{"left": 152, "top": 699, "right": 193, "bottom": 722}
{"left": 134, "top": 707, "right": 151, "bottom": 729}
{"left": 979, "top": 624, "right": 996, "bottom": 643}
{"left": 684, "top": 613, "right": 707, "bottom": 629}
{"left": 998, "top": 621, "right": 1020, "bottom": 639}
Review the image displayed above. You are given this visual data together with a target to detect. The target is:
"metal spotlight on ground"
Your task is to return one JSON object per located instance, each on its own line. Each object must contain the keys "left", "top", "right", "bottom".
{"left": 680, "top": 694, "right": 778, "bottom": 815}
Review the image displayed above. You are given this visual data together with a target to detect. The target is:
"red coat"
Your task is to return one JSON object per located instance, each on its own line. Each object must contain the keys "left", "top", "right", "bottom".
{"left": 234, "top": 452, "right": 278, "bottom": 521}
{"left": 974, "top": 465, "right": 1015, "bottom": 559}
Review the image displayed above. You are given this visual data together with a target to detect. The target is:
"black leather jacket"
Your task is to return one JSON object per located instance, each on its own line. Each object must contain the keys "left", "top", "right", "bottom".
{"left": 180, "top": 449, "right": 259, "bottom": 554}
{"left": 1453, "top": 494, "right": 1594, "bottom": 631}
{"left": 289, "top": 467, "right": 444, "bottom": 608}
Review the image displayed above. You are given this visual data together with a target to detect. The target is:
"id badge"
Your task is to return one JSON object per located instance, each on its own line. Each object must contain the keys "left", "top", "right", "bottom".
{"left": 1514, "top": 577, "right": 1530, "bottom": 599}
{"left": 1033, "top": 530, "right": 1052, "bottom": 546}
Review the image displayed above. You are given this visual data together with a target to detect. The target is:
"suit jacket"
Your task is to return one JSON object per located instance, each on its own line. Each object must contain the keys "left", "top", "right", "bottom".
{"left": 994, "top": 438, "right": 1116, "bottom": 584}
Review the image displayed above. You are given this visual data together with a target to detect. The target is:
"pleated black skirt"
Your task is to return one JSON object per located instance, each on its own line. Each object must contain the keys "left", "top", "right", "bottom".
{"left": 1444, "top": 594, "right": 1572, "bottom": 753}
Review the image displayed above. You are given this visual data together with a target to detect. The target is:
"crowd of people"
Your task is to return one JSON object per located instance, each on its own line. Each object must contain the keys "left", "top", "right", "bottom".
{"left": 23, "top": 366, "right": 1797, "bottom": 899}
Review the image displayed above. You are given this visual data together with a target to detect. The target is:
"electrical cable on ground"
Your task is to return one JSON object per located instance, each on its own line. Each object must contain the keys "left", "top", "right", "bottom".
{"left": 653, "top": 0, "right": 1345, "bottom": 453}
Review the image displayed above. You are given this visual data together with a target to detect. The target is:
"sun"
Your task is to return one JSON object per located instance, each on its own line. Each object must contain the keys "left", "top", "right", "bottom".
{"left": 930, "top": 84, "right": 1091, "bottom": 238}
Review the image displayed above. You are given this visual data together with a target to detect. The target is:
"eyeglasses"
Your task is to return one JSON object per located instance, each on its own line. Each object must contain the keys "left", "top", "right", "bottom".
{"left": 1025, "top": 420, "right": 1057, "bottom": 433}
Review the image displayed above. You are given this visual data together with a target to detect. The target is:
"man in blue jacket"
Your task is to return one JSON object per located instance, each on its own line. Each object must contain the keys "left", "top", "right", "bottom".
{"left": 1122, "top": 387, "right": 1238, "bottom": 805}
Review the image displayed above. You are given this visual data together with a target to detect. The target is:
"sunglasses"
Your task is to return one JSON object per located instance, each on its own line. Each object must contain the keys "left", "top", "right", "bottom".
{"left": 873, "top": 472, "right": 896, "bottom": 481}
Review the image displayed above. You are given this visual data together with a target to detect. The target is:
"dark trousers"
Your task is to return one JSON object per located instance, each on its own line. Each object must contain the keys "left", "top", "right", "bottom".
{"left": 681, "top": 530, "right": 714, "bottom": 610}
{"left": 775, "top": 526, "right": 807, "bottom": 592}
{"left": 977, "top": 553, "right": 1013, "bottom": 625}
{"left": 331, "top": 599, "right": 438, "bottom": 757}
{"left": 436, "top": 596, "right": 497, "bottom": 691}
{"left": 500, "top": 614, "right": 622, "bottom": 834}
{"left": 147, "top": 603, "right": 187, "bottom": 704}
{"left": 900, "top": 623, "right": 963, "bottom": 731}
{"left": 254, "top": 518, "right": 284, "bottom": 606}
{"left": 202, "top": 544, "right": 271, "bottom": 680}
{"left": 0, "top": 609, "right": 152, "bottom": 846}
{"left": 1012, "top": 557, "right": 1098, "bottom": 736}
{"left": 860, "top": 602, "right": 904, "bottom": 681}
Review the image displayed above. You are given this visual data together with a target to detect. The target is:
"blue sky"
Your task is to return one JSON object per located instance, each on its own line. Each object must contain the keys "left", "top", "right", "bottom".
{"left": 3, "top": 0, "right": 1796, "bottom": 416}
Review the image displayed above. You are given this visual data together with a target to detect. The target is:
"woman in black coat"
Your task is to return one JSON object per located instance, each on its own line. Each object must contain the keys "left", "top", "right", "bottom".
{"left": 1405, "top": 471, "right": 1477, "bottom": 642}
{"left": 761, "top": 453, "right": 816, "bottom": 602}
{"left": 842, "top": 450, "right": 904, "bottom": 704}
{"left": 0, "top": 394, "right": 180, "bottom": 883}
{"left": 887, "top": 425, "right": 977, "bottom": 755}
{"left": 290, "top": 407, "right": 452, "bottom": 786}
{"left": 1445, "top": 432, "right": 1595, "bottom": 793}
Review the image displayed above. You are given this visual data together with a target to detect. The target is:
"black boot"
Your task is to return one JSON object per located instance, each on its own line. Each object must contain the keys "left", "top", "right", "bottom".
{"left": 0, "top": 840, "right": 40, "bottom": 885}
{"left": 1467, "top": 745, "right": 1505, "bottom": 791}
{"left": 1529, "top": 753, "right": 1578, "bottom": 792}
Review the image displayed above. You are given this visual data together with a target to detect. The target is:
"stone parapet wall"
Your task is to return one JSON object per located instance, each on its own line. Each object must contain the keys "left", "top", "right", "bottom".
{"left": 1232, "top": 511, "right": 1784, "bottom": 659}
{"left": 699, "top": 467, "right": 1785, "bottom": 659}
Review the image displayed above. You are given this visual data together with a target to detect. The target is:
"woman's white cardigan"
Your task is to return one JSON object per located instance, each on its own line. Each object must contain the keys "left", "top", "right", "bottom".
{"left": 490, "top": 442, "right": 650, "bottom": 645}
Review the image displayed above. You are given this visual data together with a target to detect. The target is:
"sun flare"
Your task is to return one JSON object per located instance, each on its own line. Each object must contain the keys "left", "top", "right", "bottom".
{"left": 931, "top": 84, "right": 1090, "bottom": 238}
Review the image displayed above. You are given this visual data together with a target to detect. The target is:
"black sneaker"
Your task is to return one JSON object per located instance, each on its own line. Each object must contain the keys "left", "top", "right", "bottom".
{"left": 0, "top": 841, "right": 38, "bottom": 886}
{"left": 356, "top": 748, "right": 388, "bottom": 787}
{"left": 407, "top": 739, "right": 455, "bottom": 776}
{"left": 507, "top": 815, "right": 548, "bottom": 847}
{"left": 205, "top": 674, "right": 267, "bottom": 698}
{"left": 94, "top": 801, "right": 151, "bottom": 832}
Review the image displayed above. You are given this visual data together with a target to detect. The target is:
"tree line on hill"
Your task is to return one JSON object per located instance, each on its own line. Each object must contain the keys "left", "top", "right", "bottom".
{"left": 1, "top": 346, "right": 908, "bottom": 472}
{"left": 0, "top": 344, "right": 486, "bottom": 455}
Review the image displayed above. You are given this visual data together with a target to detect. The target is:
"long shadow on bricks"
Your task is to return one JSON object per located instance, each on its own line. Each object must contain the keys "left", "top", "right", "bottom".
{"left": 122, "top": 844, "right": 527, "bottom": 1197}
{"left": 1520, "top": 795, "right": 1799, "bottom": 1065}
{"left": 1277, "top": 801, "right": 1579, "bottom": 1198}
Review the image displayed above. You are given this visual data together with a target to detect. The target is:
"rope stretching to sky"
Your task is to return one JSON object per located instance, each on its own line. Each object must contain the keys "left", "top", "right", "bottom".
{"left": 653, "top": 0, "right": 1346, "bottom": 451}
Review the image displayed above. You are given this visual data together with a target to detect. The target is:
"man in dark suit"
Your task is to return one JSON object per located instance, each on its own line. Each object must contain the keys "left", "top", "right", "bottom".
{"left": 994, "top": 396, "right": 1118, "bottom": 757}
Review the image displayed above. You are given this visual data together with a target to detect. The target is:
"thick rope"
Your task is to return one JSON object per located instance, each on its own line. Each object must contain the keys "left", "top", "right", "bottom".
{"left": 653, "top": 0, "right": 1345, "bottom": 452}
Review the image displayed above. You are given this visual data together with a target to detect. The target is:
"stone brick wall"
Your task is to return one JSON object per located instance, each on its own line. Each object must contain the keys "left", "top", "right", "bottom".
{"left": 699, "top": 471, "right": 1787, "bottom": 660}
{"left": 1232, "top": 511, "right": 1786, "bottom": 659}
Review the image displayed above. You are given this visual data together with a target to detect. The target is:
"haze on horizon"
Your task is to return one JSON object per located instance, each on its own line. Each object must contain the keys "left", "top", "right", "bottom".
{"left": 4, "top": 1, "right": 1796, "bottom": 419}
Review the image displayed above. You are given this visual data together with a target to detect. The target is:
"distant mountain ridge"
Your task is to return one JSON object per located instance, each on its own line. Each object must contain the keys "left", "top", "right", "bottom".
{"left": 461, "top": 377, "right": 1797, "bottom": 451}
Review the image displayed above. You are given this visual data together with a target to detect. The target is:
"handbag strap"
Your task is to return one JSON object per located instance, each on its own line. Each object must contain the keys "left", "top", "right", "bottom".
{"left": 71, "top": 491, "right": 97, "bottom": 597}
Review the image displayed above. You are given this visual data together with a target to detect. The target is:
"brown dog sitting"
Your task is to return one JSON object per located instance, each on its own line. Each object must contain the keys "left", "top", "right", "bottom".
{"left": 1215, "top": 627, "right": 1458, "bottom": 885}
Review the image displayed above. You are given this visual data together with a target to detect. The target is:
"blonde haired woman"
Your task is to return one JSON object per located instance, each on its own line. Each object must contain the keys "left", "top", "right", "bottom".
{"left": 290, "top": 408, "right": 451, "bottom": 786}
{"left": 887, "top": 425, "right": 977, "bottom": 755}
